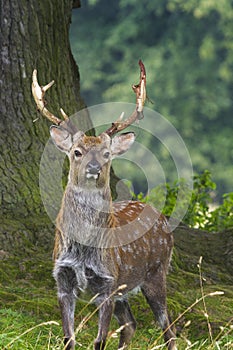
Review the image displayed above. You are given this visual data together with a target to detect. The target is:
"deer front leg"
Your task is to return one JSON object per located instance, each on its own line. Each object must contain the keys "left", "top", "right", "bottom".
{"left": 55, "top": 266, "right": 77, "bottom": 350}
{"left": 94, "top": 298, "right": 114, "bottom": 350}
{"left": 59, "top": 292, "right": 76, "bottom": 350}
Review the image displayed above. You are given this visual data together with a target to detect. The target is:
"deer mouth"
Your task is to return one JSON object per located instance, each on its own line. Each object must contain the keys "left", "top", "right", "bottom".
{"left": 86, "top": 171, "right": 100, "bottom": 180}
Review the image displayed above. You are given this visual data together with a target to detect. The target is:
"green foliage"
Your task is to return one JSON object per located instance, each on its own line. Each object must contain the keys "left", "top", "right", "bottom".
{"left": 70, "top": 0, "right": 233, "bottom": 196}
{"left": 209, "top": 192, "right": 233, "bottom": 231}
{"left": 135, "top": 171, "right": 233, "bottom": 231}
{"left": 185, "top": 171, "right": 233, "bottom": 231}
{"left": 184, "top": 170, "right": 217, "bottom": 229}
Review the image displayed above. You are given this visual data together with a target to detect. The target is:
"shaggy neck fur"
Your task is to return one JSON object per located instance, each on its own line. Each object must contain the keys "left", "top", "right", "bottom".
{"left": 57, "top": 184, "right": 114, "bottom": 248}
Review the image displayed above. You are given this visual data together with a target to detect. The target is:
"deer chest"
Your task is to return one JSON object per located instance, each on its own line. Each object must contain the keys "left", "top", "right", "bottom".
{"left": 53, "top": 244, "right": 114, "bottom": 299}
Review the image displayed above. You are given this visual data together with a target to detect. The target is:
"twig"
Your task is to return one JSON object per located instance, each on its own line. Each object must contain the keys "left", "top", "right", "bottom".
{"left": 197, "top": 256, "right": 214, "bottom": 345}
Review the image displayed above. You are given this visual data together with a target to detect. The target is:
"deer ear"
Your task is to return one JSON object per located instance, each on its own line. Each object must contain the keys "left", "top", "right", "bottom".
{"left": 50, "top": 126, "right": 73, "bottom": 152}
{"left": 111, "top": 132, "right": 135, "bottom": 157}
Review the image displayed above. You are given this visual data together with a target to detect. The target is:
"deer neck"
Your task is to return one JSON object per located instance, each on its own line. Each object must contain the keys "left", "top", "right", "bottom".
{"left": 57, "top": 183, "right": 114, "bottom": 247}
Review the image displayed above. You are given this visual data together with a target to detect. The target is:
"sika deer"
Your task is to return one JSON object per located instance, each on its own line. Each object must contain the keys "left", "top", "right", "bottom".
{"left": 32, "top": 61, "right": 177, "bottom": 350}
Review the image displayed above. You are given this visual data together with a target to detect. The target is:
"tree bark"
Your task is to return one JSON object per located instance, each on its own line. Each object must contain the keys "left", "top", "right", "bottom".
{"left": 0, "top": 0, "right": 92, "bottom": 218}
{"left": 173, "top": 224, "right": 233, "bottom": 282}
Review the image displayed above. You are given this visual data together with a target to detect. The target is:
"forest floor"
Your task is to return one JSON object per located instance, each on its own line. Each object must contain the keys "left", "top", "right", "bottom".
{"left": 0, "top": 218, "right": 232, "bottom": 349}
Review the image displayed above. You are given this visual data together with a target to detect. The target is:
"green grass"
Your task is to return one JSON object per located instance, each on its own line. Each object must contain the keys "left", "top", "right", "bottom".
{"left": 0, "top": 302, "right": 232, "bottom": 349}
{"left": 0, "top": 251, "right": 232, "bottom": 349}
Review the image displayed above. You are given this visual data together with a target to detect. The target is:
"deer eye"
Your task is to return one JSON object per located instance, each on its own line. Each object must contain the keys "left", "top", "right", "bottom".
{"left": 74, "top": 149, "right": 82, "bottom": 157}
{"left": 103, "top": 151, "right": 110, "bottom": 159}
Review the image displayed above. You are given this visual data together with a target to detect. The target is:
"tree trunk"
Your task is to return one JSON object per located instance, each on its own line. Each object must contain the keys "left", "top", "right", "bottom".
{"left": 0, "top": 0, "right": 92, "bottom": 219}
{"left": 173, "top": 225, "right": 233, "bottom": 281}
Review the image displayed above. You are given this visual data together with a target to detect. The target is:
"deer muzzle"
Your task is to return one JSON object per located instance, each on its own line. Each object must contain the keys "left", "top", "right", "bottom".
{"left": 86, "top": 160, "right": 101, "bottom": 180}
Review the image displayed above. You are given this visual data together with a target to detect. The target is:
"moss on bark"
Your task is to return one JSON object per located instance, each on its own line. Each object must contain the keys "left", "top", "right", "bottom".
{"left": 0, "top": 0, "right": 91, "bottom": 220}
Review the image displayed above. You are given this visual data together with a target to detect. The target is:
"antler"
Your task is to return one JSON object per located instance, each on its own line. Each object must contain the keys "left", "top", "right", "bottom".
{"left": 32, "top": 70, "right": 65, "bottom": 125}
{"left": 32, "top": 69, "right": 78, "bottom": 134}
{"left": 32, "top": 61, "right": 146, "bottom": 136}
{"left": 104, "top": 59, "right": 147, "bottom": 137}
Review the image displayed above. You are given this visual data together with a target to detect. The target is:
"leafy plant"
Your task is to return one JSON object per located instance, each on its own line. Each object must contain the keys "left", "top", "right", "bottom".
{"left": 208, "top": 192, "right": 233, "bottom": 231}
{"left": 184, "top": 170, "right": 216, "bottom": 229}
{"left": 133, "top": 171, "right": 233, "bottom": 231}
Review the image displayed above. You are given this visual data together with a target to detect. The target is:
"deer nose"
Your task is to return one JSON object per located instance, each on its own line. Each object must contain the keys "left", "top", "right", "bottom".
{"left": 86, "top": 160, "right": 101, "bottom": 174}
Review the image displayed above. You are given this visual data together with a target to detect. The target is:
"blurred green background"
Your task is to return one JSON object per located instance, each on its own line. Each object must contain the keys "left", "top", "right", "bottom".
{"left": 70, "top": 0, "right": 233, "bottom": 198}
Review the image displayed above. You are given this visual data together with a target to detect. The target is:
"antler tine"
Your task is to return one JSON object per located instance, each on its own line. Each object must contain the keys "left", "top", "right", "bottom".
{"left": 32, "top": 69, "right": 69, "bottom": 125}
{"left": 104, "top": 59, "right": 147, "bottom": 137}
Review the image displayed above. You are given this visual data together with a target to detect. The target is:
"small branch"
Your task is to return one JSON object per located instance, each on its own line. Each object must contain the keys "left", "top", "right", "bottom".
{"left": 197, "top": 256, "right": 214, "bottom": 345}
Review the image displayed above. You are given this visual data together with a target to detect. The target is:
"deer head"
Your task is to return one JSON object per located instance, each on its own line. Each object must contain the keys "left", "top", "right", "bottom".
{"left": 32, "top": 60, "right": 146, "bottom": 190}
{"left": 49, "top": 127, "right": 135, "bottom": 189}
